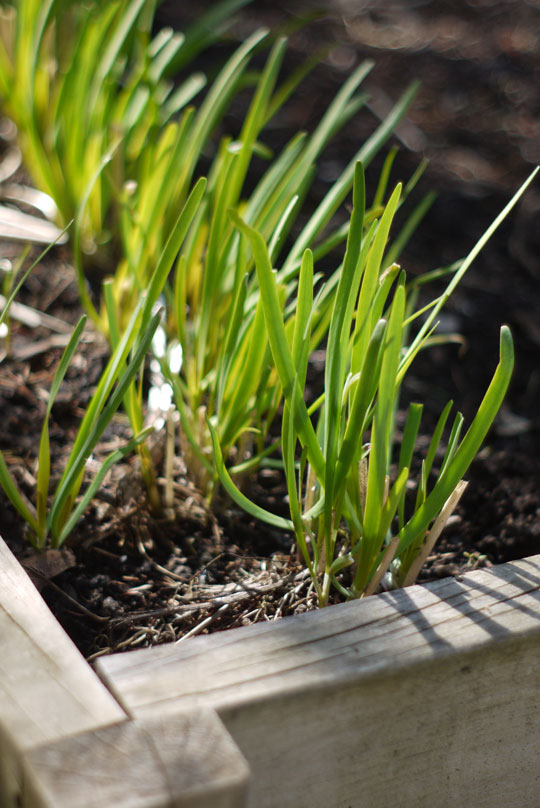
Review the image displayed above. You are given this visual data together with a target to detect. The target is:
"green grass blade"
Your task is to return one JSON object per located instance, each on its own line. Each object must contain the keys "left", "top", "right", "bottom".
{"left": 246, "top": 131, "right": 307, "bottom": 224}
{"left": 377, "top": 465, "right": 409, "bottom": 549}
{"left": 216, "top": 274, "right": 249, "bottom": 410}
{"left": 88, "top": 0, "right": 147, "bottom": 113}
{"left": 301, "top": 60, "right": 374, "bottom": 164}
{"left": 140, "top": 176, "right": 207, "bottom": 331}
{"left": 372, "top": 146, "right": 398, "bottom": 209}
{"left": 55, "top": 427, "right": 153, "bottom": 546}
{"left": 385, "top": 191, "right": 436, "bottom": 267}
{"left": 172, "top": 0, "right": 254, "bottom": 72}
{"left": 322, "top": 164, "right": 367, "bottom": 534}
{"left": 36, "top": 315, "right": 87, "bottom": 540}
{"left": 335, "top": 318, "right": 387, "bottom": 487}
{"left": 73, "top": 147, "right": 118, "bottom": 327}
{"left": 148, "top": 31, "right": 185, "bottom": 83}
{"left": 399, "top": 326, "right": 514, "bottom": 553}
{"left": 231, "top": 210, "right": 325, "bottom": 479}
{"left": 208, "top": 418, "right": 294, "bottom": 531}
{"left": 50, "top": 309, "right": 161, "bottom": 536}
{"left": 268, "top": 195, "right": 300, "bottom": 262}
{"left": 292, "top": 249, "right": 314, "bottom": 371}
{"left": 46, "top": 316, "right": 88, "bottom": 415}
{"left": 36, "top": 420, "right": 50, "bottom": 542}
{"left": 163, "top": 72, "right": 206, "bottom": 119}
{"left": 227, "top": 37, "right": 286, "bottom": 210}
{"left": 400, "top": 168, "right": 539, "bottom": 382}
{"left": 180, "top": 28, "right": 269, "bottom": 192}
{"left": 165, "top": 371, "right": 214, "bottom": 477}
{"left": 352, "top": 183, "right": 401, "bottom": 372}
{"left": 0, "top": 226, "right": 71, "bottom": 330}
{"left": 0, "top": 451, "right": 39, "bottom": 541}
{"left": 414, "top": 399, "right": 454, "bottom": 511}
{"left": 62, "top": 299, "right": 146, "bottom": 471}
{"left": 397, "top": 402, "right": 423, "bottom": 528}
{"left": 439, "top": 411, "right": 465, "bottom": 478}
{"left": 363, "top": 282, "right": 405, "bottom": 546}
{"left": 426, "top": 400, "right": 453, "bottom": 474}
{"left": 282, "top": 81, "right": 418, "bottom": 274}
{"left": 324, "top": 162, "right": 365, "bottom": 456}
{"left": 219, "top": 296, "right": 268, "bottom": 448}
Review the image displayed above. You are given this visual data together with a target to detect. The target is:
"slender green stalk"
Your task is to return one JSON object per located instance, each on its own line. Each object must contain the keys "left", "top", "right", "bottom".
{"left": 0, "top": 292, "right": 161, "bottom": 548}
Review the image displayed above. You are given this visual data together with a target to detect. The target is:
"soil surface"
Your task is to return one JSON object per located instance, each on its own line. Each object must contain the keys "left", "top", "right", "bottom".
{"left": 1, "top": 0, "right": 539, "bottom": 660}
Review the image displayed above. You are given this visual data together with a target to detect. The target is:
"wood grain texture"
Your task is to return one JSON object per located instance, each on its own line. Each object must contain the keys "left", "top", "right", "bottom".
{"left": 97, "top": 555, "right": 540, "bottom": 808}
{"left": 22, "top": 708, "right": 249, "bottom": 808}
{"left": 0, "top": 538, "right": 125, "bottom": 807}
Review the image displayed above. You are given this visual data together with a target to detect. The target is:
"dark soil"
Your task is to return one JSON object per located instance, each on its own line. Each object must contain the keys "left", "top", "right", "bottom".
{"left": 1, "top": 0, "right": 539, "bottom": 660}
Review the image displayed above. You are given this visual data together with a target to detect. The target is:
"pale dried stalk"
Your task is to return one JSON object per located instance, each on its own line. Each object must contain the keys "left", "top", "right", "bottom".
{"left": 164, "top": 407, "right": 175, "bottom": 517}
{"left": 362, "top": 535, "right": 400, "bottom": 597}
{"left": 300, "top": 462, "right": 318, "bottom": 562}
{"left": 402, "top": 479, "right": 469, "bottom": 588}
{"left": 358, "top": 457, "right": 368, "bottom": 515}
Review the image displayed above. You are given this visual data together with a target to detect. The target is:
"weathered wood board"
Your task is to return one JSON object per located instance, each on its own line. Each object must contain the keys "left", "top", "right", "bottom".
{"left": 0, "top": 539, "right": 125, "bottom": 807}
{"left": 98, "top": 555, "right": 540, "bottom": 808}
{"left": 22, "top": 708, "right": 249, "bottom": 808}
{"left": 0, "top": 538, "right": 249, "bottom": 808}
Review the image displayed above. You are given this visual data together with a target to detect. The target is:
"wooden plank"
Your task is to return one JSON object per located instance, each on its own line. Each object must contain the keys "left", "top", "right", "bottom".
{"left": 0, "top": 538, "right": 126, "bottom": 807}
{"left": 22, "top": 708, "right": 249, "bottom": 808}
{"left": 97, "top": 555, "right": 540, "bottom": 808}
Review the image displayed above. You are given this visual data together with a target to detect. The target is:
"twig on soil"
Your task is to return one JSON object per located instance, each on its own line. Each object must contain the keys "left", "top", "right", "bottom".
{"left": 156, "top": 476, "right": 223, "bottom": 548}
{"left": 0, "top": 293, "right": 73, "bottom": 333}
{"left": 10, "top": 333, "right": 72, "bottom": 361}
{"left": 23, "top": 564, "right": 109, "bottom": 622}
{"left": 175, "top": 602, "right": 231, "bottom": 643}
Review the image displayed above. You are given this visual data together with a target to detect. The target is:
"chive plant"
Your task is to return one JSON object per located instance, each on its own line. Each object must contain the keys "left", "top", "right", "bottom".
{"left": 104, "top": 176, "right": 208, "bottom": 512}
{"left": 210, "top": 164, "right": 538, "bottom": 604}
{"left": 0, "top": 0, "right": 185, "bottom": 243}
{"left": 0, "top": 296, "right": 160, "bottom": 550}
{"left": 0, "top": 0, "right": 255, "bottom": 331}
{"left": 155, "top": 40, "right": 424, "bottom": 499}
{"left": 0, "top": 181, "right": 205, "bottom": 544}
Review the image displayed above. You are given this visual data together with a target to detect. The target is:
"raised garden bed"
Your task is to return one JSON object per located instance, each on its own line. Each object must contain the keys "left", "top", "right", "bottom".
{"left": 1, "top": 0, "right": 539, "bottom": 659}
{"left": 3, "top": 533, "right": 540, "bottom": 807}
{"left": 0, "top": 536, "right": 249, "bottom": 808}
{"left": 1, "top": 2, "right": 540, "bottom": 804}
